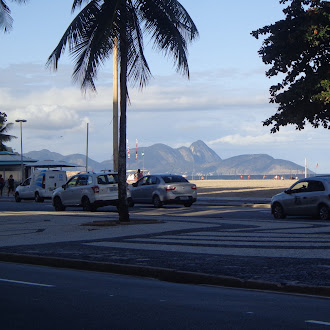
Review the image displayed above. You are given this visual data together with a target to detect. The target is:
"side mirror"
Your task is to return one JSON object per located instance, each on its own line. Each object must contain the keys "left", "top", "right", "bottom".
{"left": 284, "top": 189, "right": 291, "bottom": 194}
{"left": 62, "top": 184, "right": 66, "bottom": 189}
{"left": 132, "top": 182, "right": 137, "bottom": 187}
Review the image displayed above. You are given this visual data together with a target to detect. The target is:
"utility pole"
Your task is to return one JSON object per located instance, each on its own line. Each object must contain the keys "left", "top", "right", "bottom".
{"left": 15, "top": 119, "right": 27, "bottom": 182}
{"left": 113, "top": 37, "right": 119, "bottom": 172}
{"left": 86, "top": 122, "right": 89, "bottom": 172}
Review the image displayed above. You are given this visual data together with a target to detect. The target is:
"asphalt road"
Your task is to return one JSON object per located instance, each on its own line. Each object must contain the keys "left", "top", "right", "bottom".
{"left": 1, "top": 262, "right": 330, "bottom": 330}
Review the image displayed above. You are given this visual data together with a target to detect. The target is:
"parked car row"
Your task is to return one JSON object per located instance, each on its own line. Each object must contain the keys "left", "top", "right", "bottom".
{"left": 15, "top": 170, "right": 198, "bottom": 212}
{"left": 15, "top": 170, "right": 330, "bottom": 220}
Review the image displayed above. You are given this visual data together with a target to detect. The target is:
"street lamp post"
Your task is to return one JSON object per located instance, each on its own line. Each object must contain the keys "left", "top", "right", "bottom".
{"left": 15, "top": 119, "right": 27, "bottom": 182}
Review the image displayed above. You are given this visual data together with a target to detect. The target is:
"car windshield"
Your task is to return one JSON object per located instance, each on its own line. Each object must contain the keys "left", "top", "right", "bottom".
{"left": 290, "top": 181, "right": 309, "bottom": 193}
{"left": 23, "top": 178, "right": 31, "bottom": 186}
{"left": 67, "top": 176, "right": 79, "bottom": 187}
{"left": 161, "top": 175, "right": 188, "bottom": 183}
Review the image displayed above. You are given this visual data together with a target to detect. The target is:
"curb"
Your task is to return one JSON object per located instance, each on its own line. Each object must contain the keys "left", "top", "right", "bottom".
{"left": 196, "top": 197, "right": 271, "bottom": 208}
{"left": 197, "top": 202, "right": 271, "bottom": 208}
{"left": 1, "top": 252, "right": 329, "bottom": 298}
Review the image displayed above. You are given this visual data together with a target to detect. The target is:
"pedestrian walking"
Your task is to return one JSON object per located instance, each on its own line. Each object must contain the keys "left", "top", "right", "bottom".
{"left": 136, "top": 169, "right": 143, "bottom": 180}
{"left": 7, "top": 174, "right": 15, "bottom": 197}
{"left": 0, "top": 174, "right": 5, "bottom": 196}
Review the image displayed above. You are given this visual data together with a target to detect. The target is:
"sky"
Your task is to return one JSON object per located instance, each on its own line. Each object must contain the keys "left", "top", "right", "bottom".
{"left": 1, "top": 0, "right": 329, "bottom": 174}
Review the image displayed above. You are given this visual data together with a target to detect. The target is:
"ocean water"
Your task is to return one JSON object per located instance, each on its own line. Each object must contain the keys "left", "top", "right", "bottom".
{"left": 187, "top": 174, "right": 310, "bottom": 181}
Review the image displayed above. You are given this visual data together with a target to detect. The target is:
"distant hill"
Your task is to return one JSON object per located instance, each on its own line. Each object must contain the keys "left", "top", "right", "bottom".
{"left": 213, "top": 154, "right": 305, "bottom": 176}
{"left": 25, "top": 140, "right": 309, "bottom": 176}
{"left": 25, "top": 149, "right": 102, "bottom": 171}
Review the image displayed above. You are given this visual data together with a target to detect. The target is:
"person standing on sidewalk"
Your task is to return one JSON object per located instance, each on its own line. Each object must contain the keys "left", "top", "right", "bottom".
{"left": 136, "top": 169, "right": 143, "bottom": 180}
{"left": 7, "top": 175, "right": 15, "bottom": 197}
{"left": 0, "top": 174, "right": 5, "bottom": 196}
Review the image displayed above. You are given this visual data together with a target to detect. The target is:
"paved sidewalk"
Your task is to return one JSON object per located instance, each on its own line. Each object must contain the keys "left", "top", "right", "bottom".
{"left": 0, "top": 200, "right": 329, "bottom": 297}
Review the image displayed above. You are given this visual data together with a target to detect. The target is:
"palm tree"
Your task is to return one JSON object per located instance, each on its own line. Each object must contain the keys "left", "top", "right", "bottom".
{"left": 0, "top": 112, "right": 16, "bottom": 151}
{"left": 47, "top": 0, "right": 198, "bottom": 222}
{"left": 0, "top": 0, "right": 28, "bottom": 32}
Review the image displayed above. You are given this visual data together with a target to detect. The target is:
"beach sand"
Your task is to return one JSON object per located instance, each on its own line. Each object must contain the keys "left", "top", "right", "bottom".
{"left": 191, "top": 179, "right": 296, "bottom": 198}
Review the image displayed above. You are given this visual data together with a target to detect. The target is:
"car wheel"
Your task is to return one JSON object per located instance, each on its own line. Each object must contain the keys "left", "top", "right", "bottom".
{"left": 153, "top": 195, "right": 163, "bottom": 208}
{"left": 318, "top": 205, "right": 330, "bottom": 220}
{"left": 82, "top": 197, "right": 96, "bottom": 212}
{"left": 53, "top": 196, "right": 65, "bottom": 211}
{"left": 184, "top": 202, "right": 192, "bottom": 207}
{"left": 272, "top": 203, "right": 286, "bottom": 219}
{"left": 15, "top": 192, "right": 21, "bottom": 202}
{"left": 35, "top": 192, "right": 44, "bottom": 203}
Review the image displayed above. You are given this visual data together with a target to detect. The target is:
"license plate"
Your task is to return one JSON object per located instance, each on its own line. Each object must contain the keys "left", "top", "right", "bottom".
{"left": 180, "top": 196, "right": 189, "bottom": 200}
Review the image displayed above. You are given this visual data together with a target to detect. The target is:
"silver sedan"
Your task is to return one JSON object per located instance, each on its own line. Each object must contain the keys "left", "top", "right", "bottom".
{"left": 129, "top": 174, "right": 197, "bottom": 207}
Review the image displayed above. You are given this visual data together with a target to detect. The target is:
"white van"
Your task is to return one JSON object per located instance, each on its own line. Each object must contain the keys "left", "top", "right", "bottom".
{"left": 15, "top": 170, "right": 67, "bottom": 202}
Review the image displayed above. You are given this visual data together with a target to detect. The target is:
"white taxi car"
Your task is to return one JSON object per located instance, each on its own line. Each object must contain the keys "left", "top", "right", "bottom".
{"left": 271, "top": 176, "right": 330, "bottom": 220}
{"left": 52, "top": 171, "right": 132, "bottom": 211}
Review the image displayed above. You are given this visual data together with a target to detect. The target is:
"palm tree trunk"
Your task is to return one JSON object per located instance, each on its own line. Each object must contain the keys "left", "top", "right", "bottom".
{"left": 117, "top": 18, "right": 130, "bottom": 222}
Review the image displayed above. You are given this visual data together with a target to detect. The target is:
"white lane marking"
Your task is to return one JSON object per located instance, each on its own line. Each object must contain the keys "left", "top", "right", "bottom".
{"left": 305, "top": 320, "right": 330, "bottom": 326}
{"left": 0, "top": 278, "right": 54, "bottom": 288}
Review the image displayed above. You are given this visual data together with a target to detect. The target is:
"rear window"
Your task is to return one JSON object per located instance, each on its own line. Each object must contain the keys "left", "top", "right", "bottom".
{"left": 97, "top": 174, "right": 118, "bottom": 184}
{"left": 161, "top": 175, "right": 188, "bottom": 183}
{"left": 308, "top": 180, "right": 325, "bottom": 192}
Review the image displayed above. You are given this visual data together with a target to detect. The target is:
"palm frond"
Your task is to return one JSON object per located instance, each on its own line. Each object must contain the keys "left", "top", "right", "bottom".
{"left": 126, "top": 1, "right": 151, "bottom": 88}
{"left": 0, "top": 122, "right": 14, "bottom": 133}
{"left": 0, "top": 121, "right": 16, "bottom": 149}
{"left": 46, "top": 1, "right": 101, "bottom": 73}
{"left": 1, "top": 0, "right": 28, "bottom": 32}
{"left": 0, "top": 133, "right": 16, "bottom": 143}
{"left": 70, "top": 0, "right": 120, "bottom": 90}
{"left": 138, "top": 0, "right": 199, "bottom": 78}
{"left": 72, "top": 0, "right": 96, "bottom": 13}
{"left": 0, "top": 0, "right": 13, "bottom": 32}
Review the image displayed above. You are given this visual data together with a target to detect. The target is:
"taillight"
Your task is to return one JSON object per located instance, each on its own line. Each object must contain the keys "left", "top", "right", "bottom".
{"left": 166, "top": 185, "right": 176, "bottom": 191}
{"left": 92, "top": 185, "right": 99, "bottom": 193}
{"left": 191, "top": 185, "right": 197, "bottom": 190}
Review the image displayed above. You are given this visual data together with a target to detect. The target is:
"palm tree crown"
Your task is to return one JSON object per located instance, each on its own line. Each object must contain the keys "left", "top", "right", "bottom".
{"left": 0, "top": 112, "right": 16, "bottom": 151}
{"left": 48, "top": 0, "right": 198, "bottom": 91}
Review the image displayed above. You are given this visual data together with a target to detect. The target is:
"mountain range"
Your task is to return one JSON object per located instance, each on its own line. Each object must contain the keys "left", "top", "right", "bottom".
{"left": 25, "top": 140, "right": 308, "bottom": 176}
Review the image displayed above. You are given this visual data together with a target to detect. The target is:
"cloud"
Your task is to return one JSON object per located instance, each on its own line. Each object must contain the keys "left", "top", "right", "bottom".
{"left": 0, "top": 63, "right": 273, "bottom": 117}
{"left": 7, "top": 105, "right": 85, "bottom": 131}
{"left": 208, "top": 133, "right": 290, "bottom": 146}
